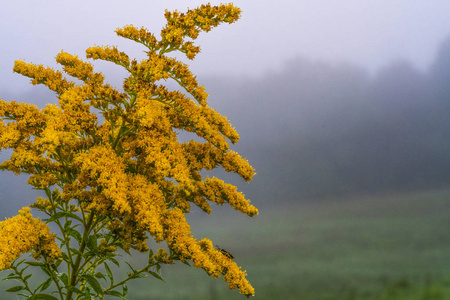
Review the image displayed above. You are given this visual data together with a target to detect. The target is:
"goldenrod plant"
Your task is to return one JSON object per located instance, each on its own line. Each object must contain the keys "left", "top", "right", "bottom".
{"left": 0, "top": 3, "right": 257, "bottom": 299}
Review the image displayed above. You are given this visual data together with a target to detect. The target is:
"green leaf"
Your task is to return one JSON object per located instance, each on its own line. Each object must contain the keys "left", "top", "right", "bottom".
{"left": 47, "top": 211, "right": 67, "bottom": 222}
{"left": 65, "top": 212, "right": 83, "bottom": 223}
{"left": 182, "top": 260, "right": 191, "bottom": 267}
{"left": 64, "top": 219, "right": 73, "bottom": 230}
{"left": 131, "top": 273, "right": 148, "bottom": 279}
{"left": 67, "top": 228, "right": 82, "bottom": 243}
{"left": 86, "top": 235, "right": 98, "bottom": 250}
{"left": 58, "top": 273, "right": 68, "bottom": 285}
{"left": 116, "top": 244, "right": 131, "bottom": 255}
{"left": 53, "top": 259, "right": 62, "bottom": 268}
{"left": 84, "top": 286, "right": 91, "bottom": 298}
{"left": 39, "top": 266, "right": 52, "bottom": 277}
{"left": 124, "top": 261, "right": 135, "bottom": 272}
{"left": 69, "top": 247, "right": 83, "bottom": 256}
{"left": 83, "top": 274, "right": 103, "bottom": 296}
{"left": 44, "top": 189, "right": 52, "bottom": 200}
{"left": 104, "top": 263, "right": 113, "bottom": 282}
{"left": 19, "top": 264, "right": 31, "bottom": 273}
{"left": 109, "top": 257, "right": 120, "bottom": 267}
{"left": 105, "top": 290, "right": 127, "bottom": 299}
{"left": 61, "top": 252, "right": 70, "bottom": 263}
{"left": 18, "top": 293, "right": 30, "bottom": 298}
{"left": 148, "top": 271, "right": 165, "bottom": 282}
{"left": 148, "top": 249, "right": 154, "bottom": 264}
{"left": 66, "top": 285, "right": 82, "bottom": 294}
{"left": 95, "top": 272, "right": 106, "bottom": 281}
{"left": 38, "top": 277, "right": 53, "bottom": 292}
{"left": 25, "top": 261, "right": 46, "bottom": 267}
{"left": 1, "top": 274, "right": 20, "bottom": 281}
{"left": 123, "top": 284, "right": 128, "bottom": 296}
{"left": 15, "top": 259, "right": 26, "bottom": 266}
{"left": 28, "top": 294, "right": 59, "bottom": 300}
{"left": 83, "top": 250, "right": 98, "bottom": 259}
{"left": 6, "top": 285, "right": 26, "bottom": 292}
{"left": 51, "top": 189, "right": 59, "bottom": 200}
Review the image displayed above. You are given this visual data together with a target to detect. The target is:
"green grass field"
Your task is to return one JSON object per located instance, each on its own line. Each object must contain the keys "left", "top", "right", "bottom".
{"left": 2, "top": 188, "right": 450, "bottom": 299}
{"left": 126, "top": 188, "right": 450, "bottom": 299}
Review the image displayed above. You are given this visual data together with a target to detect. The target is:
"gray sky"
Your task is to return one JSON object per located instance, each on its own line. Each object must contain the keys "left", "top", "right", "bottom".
{"left": 1, "top": 1, "right": 450, "bottom": 91}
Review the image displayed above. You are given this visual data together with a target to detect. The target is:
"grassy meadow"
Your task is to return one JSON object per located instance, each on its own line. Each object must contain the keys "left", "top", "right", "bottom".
{"left": 1, "top": 188, "right": 450, "bottom": 299}
{"left": 126, "top": 188, "right": 450, "bottom": 299}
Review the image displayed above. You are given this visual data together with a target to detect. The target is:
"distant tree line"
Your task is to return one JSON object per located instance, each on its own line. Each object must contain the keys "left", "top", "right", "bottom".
{"left": 205, "top": 36, "right": 450, "bottom": 203}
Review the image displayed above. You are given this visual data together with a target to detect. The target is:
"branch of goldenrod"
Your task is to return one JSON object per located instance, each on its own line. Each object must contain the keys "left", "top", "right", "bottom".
{"left": 42, "top": 259, "right": 65, "bottom": 300}
{"left": 158, "top": 44, "right": 175, "bottom": 56}
{"left": 169, "top": 74, "right": 201, "bottom": 103}
{"left": 65, "top": 211, "right": 95, "bottom": 300}
{"left": 72, "top": 218, "right": 109, "bottom": 281}
{"left": 103, "top": 262, "right": 156, "bottom": 293}
{"left": 69, "top": 212, "right": 108, "bottom": 286}
{"left": 10, "top": 265, "right": 34, "bottom": 296}
{"left": 44, "top": 187, "right": 75, "bottom": 271}
{"left": 77, "top": 235, "right": 120, "bottom": 279}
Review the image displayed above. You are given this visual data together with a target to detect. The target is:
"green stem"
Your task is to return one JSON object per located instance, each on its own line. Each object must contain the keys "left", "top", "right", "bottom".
{"left": 46, "top": 187, "right": 76, "bottom": 278}
{"left": 65, "top": 212, "right": 95, "bottom": 300}
{"left": 43, "top": 260, "right": 64, "bottom": 300}
{"left": 103, "top": 262, "right": 155, "bottom": 293}
{"left": 111, "top": 118, "right": 126, "bottom": 151}
{"left": 10, "top": 265, "right": 34, "bottom": 296}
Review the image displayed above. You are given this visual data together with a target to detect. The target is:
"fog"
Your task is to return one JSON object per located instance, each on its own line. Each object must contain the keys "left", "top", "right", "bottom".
{"left": 203, "top": 36, "right": 450, "bottom": 204}
{"left": 1, "top": 35, "right": 450, "bottom": 216}
{"left": 2, "top": 1, "right": 450, "bottom": 85}
{"left": 3, "top": 4, "right": 450, "bottom": 299}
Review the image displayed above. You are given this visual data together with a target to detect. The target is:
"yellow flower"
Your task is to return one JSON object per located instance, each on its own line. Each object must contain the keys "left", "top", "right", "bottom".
{"left": 74, "top": 145, "right": 130, "bottom": 214}
{"left": 13, "top": 60, "right": 75, "bottom": 95}
{"left": 1, "top": 3, "right": 256, "bottom": 297}
{"left": 0, "top": 208, "right": 61, "bottom": 270}
{"left": 86, "top": 45, "right": 130, "bottom": 68}
{"left": 115, "top": 25, "right": 160, "bottom": 51}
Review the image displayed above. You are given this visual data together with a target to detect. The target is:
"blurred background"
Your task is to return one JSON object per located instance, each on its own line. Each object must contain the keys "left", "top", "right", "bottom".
{"left": 1, "top": 1, "right": 450, "bottom": 299}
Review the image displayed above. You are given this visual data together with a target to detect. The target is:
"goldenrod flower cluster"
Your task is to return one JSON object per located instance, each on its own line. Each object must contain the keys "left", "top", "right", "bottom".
{"left": 0, "top": 207, "right": 61, "bottom": 270}
{"left": 0, "top": 3, "right": 256, "bottom": 297}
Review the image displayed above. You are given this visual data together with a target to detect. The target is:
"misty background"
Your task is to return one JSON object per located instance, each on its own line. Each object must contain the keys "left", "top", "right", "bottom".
{"left": 1, "top": 34, "right": 450, "bottom": 213}
{"left": 210, "top": 37, "right": 450, "bottom": 203}
{"left": 1, "top": 1, "right": 450, "bottom": 212}
{"left": 1, "top": 1, "right": 450, "bottom": 298}
{"left": 0, "top": 0, "right": 450, "bottom": 236}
